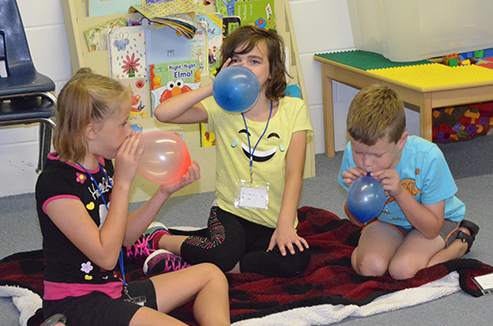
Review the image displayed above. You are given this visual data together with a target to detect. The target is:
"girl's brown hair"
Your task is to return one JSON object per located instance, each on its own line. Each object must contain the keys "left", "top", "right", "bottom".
{"left": 219, "top": 25, "right": 289, "bottom": 101}
{"left": 54, "top": 68, "right": 129, "bottom": 163}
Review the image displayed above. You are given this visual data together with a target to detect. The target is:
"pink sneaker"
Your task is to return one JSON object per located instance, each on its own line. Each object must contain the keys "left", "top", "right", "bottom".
{"left": 126, "top": 222, "right": 169, "bottom": 264}
{"left": 143, "top": 249, "right": 191, "bottom": 275}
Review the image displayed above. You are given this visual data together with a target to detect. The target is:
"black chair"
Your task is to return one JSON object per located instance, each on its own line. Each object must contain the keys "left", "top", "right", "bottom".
{"left": 0, "top": 0, "right": 57, "bottom": 174}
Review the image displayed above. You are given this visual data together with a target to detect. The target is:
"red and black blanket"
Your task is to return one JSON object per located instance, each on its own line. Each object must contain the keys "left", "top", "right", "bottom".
{"left": 1, "top": 206, "right": 491, "bottom": 325}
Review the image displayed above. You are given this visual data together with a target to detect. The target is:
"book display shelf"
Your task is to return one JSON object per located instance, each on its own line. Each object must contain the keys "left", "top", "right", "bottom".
{"left": 61, "top": 0, "right": 315, "bottom": 202}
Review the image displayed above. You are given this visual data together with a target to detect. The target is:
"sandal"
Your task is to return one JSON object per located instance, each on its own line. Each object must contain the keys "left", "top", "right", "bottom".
{"left": 456, "top": 219, "right": 480, "bottom": 254}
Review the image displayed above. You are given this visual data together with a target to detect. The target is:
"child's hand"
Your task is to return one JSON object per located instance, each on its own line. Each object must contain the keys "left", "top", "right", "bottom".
{"left": 371, "top": 169, "right": 402, "bottom": 197}
{"left": 342, "top": 166, "right": 367, "bottom": 187}
{"left": 159, "top": 160, "right": 200, "bottom": 195}
{"left": 220, "top": 57, "right": 233, "bottom": 70}
{"left": 268, "top": 225, "right": 309, "bottom": 256}
{"left": 114, "top": 132, "right": 145, "bottom": 187}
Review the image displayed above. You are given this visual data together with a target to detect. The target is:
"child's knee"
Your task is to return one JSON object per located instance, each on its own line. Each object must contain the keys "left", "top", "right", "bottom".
{"left": 354, "top": 254, "right": 388, "bottom": 277}
{"left": 201, "top": 263, "right": 228, "bottom": 283}
{"left": 279, "top": 248, "right": 311, "bottom": 276}
{"left": 388, "top": 260, "right": 417, "bottom": 280}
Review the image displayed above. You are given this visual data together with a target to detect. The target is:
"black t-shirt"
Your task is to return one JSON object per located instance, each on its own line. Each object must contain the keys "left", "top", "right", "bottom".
{"left": 36, "top": 153, "right": 120, "bottom": 285}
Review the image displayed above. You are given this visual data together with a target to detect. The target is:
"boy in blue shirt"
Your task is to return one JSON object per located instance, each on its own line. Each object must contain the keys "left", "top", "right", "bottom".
{"left": 338, "top": 85, "right": 479, "bottom": 280}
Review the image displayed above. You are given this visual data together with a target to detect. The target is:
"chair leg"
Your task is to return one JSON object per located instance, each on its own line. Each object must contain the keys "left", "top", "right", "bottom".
{"left": 37, "top": 119, "right": 55, "bottom": 174}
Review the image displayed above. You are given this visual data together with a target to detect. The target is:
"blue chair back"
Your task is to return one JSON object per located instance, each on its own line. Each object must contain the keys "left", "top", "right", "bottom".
{"left": 0, "top": 0, "right": 57, "bottom": 173}
{"left": 0, "top": 0, "right": 55, "bottom": 96}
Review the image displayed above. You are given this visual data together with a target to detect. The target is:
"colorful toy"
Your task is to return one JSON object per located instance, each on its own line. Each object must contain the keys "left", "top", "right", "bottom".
{"left": 474, "top": 50, "right": 484, "bottom": 58}
{"left": 432, "top": 102, "right": 493, "bottom": 142}
{"left": 443, "top": 53, "right": 461, "bottom": 66}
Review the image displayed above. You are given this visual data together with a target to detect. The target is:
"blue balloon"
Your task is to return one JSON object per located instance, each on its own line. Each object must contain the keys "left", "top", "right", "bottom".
{"left": 213, "top": 66, "right": 260, "bottom": 113}
{"left": 347, "top": 175, "right": 386, "bottom": 224}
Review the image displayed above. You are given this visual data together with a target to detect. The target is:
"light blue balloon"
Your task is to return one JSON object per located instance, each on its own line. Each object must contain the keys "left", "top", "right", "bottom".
{"left": 347, "top": 175, "right": 386, "bottom": 224}
{"left": 213, "top": 66, "right": 260, "bottom": 113}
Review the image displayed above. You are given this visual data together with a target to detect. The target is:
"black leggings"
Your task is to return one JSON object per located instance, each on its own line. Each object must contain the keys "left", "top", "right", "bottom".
{"left": 180, "top": 206, "right": 311, "bottom": 277}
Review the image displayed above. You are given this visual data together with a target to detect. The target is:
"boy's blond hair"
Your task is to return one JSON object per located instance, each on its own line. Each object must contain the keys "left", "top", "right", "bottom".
{"left": 347, "top": 85, "right": 405, "bottom": 145}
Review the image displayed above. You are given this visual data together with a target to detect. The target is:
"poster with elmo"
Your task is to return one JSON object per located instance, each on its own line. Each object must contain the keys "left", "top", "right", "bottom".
{"left": 149, "top": 59, "right": 201, "bottom": 115}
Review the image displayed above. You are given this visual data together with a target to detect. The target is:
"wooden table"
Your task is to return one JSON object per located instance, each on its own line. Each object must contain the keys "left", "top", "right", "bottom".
{"left": 314, "top": 54, "right": 493, "bottom": 157}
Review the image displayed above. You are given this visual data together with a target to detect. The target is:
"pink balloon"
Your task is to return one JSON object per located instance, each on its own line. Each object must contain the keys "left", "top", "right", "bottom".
{"left": 137, "top": 131, "right": 191, "bottom": 185}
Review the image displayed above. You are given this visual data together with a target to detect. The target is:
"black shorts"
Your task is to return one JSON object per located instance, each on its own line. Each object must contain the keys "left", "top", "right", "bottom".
{"left": 43, "top": 279, "right": 156, "bottom": 326}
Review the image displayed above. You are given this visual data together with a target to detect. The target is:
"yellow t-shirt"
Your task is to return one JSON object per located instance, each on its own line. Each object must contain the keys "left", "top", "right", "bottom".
{"left": 202, "top": 96, "right": 313, "bottom": 228}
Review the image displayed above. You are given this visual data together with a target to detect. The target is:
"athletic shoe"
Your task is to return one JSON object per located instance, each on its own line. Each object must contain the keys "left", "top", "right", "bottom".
{"left": 126, "top": 222, "right": 169, "bottom": 263}
{"left": 143, "top": 249, "right": 191, "bottom": 275}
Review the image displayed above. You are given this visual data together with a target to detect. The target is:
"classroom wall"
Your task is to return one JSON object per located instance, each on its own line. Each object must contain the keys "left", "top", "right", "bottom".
{"left": 0, "top": 0, "right": 420, "bottom": 197}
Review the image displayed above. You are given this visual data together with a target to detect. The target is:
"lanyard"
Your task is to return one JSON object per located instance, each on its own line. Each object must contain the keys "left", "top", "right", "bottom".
{"left": 241, "top": 101, "right": 273, "bottom": 183}
{"left": 76, "top": 162, "right": 128, "bottom": 288}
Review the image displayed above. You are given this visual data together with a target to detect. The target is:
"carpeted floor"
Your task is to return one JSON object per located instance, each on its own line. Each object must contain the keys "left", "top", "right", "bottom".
{"left": 437, "top": 134, "right": 493, "bottom": 179}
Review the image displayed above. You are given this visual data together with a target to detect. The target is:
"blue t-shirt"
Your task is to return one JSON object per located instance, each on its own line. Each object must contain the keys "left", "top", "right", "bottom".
{"left": 338, "top": 136, "right": 465, "bottom": 228}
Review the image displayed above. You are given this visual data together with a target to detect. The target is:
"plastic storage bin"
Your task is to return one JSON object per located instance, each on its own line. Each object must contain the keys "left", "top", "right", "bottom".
{"left": 347, "top": 0, "right": 493, "bottom": 62}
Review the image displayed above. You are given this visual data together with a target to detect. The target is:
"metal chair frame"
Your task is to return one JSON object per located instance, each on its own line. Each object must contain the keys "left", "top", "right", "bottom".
{"left": 0, "top": 0, "right": 57, "bottom": 173}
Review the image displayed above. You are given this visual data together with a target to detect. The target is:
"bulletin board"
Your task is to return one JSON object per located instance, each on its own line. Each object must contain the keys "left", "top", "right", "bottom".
{"left": 61, "top": 0, "right": 315, "bottom": 202}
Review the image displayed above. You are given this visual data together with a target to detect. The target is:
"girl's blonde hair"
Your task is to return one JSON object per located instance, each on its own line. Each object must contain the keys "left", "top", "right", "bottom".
{"left": 219, "top": 25, "right": 289, "bottom": 101}
{"left": 54, "top": 68, "right": 129, "bottom": 163}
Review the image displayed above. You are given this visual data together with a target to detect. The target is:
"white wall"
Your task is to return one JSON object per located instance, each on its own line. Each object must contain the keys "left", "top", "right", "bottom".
{"left": 0, "top": 0, "right": 72, "bottom": 197}
{"left": 0, "top": 0, "right": 420, "bottom": 197}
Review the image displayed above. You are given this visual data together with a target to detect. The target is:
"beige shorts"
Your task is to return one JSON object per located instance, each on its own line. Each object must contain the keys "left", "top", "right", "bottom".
{"left": 367, "top": 219, "right": 461, "bottom": 247}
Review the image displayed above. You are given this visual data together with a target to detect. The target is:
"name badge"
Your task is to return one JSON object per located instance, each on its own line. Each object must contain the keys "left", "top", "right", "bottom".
{"left": 235, "top": 180, "right": 269, "bottom": 210}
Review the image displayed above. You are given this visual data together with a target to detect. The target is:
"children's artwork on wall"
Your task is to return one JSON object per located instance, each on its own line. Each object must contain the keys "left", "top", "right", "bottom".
{"left": 130, "top": 0, "right": 205, "bottom": 39}
{"left": 235, "top": 0, "right": 276, "bottom": 30}
{"left": 135, "top": 0, "right": 204, "bottom": 13}
{"left": 191, "top": 21, "right": 209, "bottom": 76}
{"left": 222, "top": 16, "right": 241, "bottom": 38}
{"left": 285, "top": 84, "right": 301, "bottom": 98}
{"left": 195, "top": 0, "right": 215, "bottom": 4}
{"left": 108, "top": 26, "right": 148, "bottom": 79}
{"left": 200, "top": 123, "right": 216, "bottom": 147}
{"left": 127, "top": 16, "right": 152, "bottom": 26}
{"left": 145, "top": 27, "right": 192, "bottom": 65}
{"left": 89, "top": 0, "right": 142, "bottom": 17}
{"left": 85, "top": 17, "right": 127, "bottom": 52}
{"left": 119, "top": 77, "right": 151, "bottom": 120}
{"left": 149, "top": 60, "right": 201, "bottom": 114}
{"left": 215, "top": 0, "right": 238, "bottom": 17}
{"left": 196, "top": 13, "right": 223, "bottom": 75}
{"left": 148, "top": 0, "right": 214, "bottom": 4}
